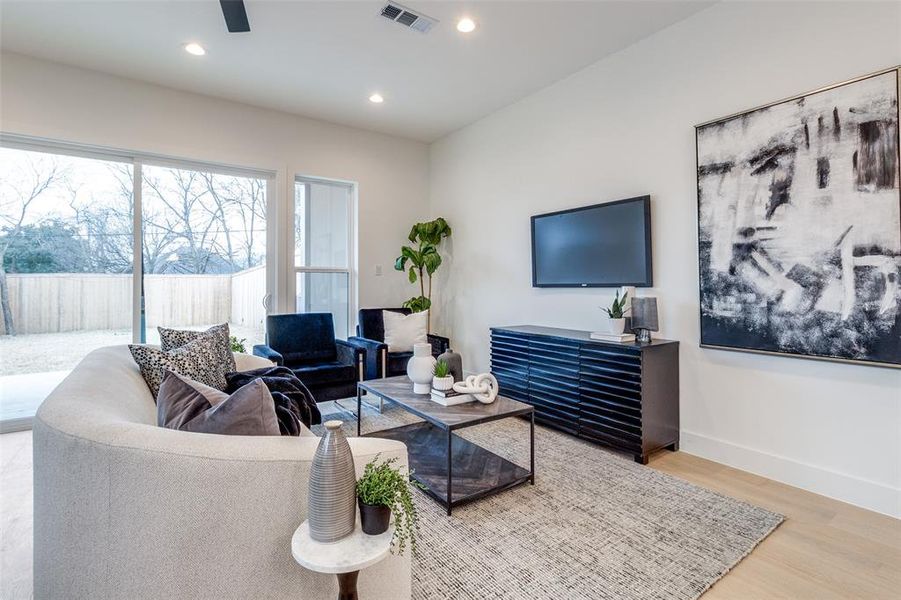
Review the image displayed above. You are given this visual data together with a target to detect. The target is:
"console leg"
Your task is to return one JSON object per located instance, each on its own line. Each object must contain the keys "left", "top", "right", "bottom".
{"left": 667, "top": 441, "right": 679, "bottom": 452}
{"left": 634, "top": 454, "right": 649, "bottom": 465}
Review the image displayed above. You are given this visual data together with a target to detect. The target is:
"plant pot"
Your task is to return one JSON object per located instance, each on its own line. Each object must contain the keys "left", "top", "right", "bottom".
{"left": 604, "top": 317, "right": 627, "bottom": 335}
{"left": 407, "top": 342, "right": 436, "bottom": 394}
{"left": 358, "top": 499, "right": 391, "bottom": 535}
{"left": 432, "top": 375, "right": 454, "bottom": 391}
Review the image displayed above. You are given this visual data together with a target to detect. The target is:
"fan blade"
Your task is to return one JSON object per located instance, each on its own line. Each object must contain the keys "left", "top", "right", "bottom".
{"left": 220, "top": 0, "right": 250, "bottom": 33}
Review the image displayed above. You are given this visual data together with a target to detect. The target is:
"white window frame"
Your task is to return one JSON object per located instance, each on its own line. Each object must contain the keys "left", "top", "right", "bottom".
{"left": 291, "top": 175, "right": 358, "bottom": 338}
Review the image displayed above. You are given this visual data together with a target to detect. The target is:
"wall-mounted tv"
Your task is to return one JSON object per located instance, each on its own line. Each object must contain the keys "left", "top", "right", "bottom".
{"left": 531, "top": 195, "right": 652, "bottom": 288}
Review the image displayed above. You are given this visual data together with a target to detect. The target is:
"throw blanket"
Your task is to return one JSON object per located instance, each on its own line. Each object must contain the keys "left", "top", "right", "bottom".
{"left": 225, "top": 367, "right": 321, "bottom": 435}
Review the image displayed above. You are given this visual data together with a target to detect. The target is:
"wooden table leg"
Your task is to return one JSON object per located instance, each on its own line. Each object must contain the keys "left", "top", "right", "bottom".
{"left": 337, "top": 570, "right": 359, "bottom": 600}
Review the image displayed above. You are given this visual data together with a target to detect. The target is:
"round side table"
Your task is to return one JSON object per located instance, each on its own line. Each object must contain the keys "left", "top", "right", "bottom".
{"left": 291, "top": 521, "right": 393, "bottom": 600}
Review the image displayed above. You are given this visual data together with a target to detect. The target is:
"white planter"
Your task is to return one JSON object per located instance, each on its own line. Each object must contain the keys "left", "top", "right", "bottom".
{"left": 604, "top": 317, "right": 627, "bottom": 335}
{"left": 432, "top": 375, "right": 454, "bottom": 392}
{"left": 406, "top": 343, "right": 437, "bottom": 395}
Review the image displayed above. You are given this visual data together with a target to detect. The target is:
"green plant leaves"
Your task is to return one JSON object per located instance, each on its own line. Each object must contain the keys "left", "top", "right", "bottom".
{"left": 356, "top": 455, "right": 424, "bottom": 556}
{"left": 402, "top": 296, "right": 431, "bottom": 312}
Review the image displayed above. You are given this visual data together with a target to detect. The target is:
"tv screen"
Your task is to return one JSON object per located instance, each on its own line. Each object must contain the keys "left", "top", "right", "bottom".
{"left": 531, "top": 196, "right": 652, "bottom": 287}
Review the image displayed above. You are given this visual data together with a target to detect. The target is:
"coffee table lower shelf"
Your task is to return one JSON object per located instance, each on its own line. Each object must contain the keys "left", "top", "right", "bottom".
{"left": 367, "top": 421, "right": 533, "bottom": 515}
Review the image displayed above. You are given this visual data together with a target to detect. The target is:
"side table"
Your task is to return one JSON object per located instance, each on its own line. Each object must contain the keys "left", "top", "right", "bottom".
{"left": 291, "top": 520, "right": 393, "bottom": 600}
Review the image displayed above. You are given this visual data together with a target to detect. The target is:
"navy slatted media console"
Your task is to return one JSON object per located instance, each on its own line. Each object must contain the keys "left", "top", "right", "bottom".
{"left": 490, "top": 325, "right": 679, "bottom": 464}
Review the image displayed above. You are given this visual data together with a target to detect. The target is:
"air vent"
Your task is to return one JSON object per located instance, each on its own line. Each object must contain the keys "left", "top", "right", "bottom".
{"left": 379, "top": 2, "right": 438, "bottom": 33}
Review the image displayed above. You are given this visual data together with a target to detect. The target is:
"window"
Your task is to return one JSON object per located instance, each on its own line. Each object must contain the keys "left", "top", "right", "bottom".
{"left": 294, "top": 178, "right": 355, "bottom": 338}
{"left": 0, "top": 146, "right": 134, "bottom": 425}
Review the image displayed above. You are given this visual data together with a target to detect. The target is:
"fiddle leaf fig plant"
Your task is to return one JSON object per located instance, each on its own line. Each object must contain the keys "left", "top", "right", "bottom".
{"left": 601, "top": 290, "right": 630, "bottom": 319}
{"left": 394, "top": 217, "right": 452, "bottom": 331}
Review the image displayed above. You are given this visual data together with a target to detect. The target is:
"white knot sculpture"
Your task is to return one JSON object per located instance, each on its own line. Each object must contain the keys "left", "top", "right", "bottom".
{"left": 452, "top": 373, "right": 499, "bottom": 404}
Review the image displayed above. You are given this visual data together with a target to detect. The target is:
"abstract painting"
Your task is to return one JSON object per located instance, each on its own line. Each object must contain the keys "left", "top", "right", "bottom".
{"left": 696, "top": 69, "right": 900, "bottom": 367}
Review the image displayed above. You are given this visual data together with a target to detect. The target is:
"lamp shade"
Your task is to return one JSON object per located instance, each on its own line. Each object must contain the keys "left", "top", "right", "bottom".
{"left": 631, "top": 297, "right": 659, "bottom": 332}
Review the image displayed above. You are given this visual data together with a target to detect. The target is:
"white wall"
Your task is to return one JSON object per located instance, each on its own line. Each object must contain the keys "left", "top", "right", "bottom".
{"left": 430, "top": 2, "right": 901, "bottom": 517}
{"left": 0, "top": 52, "right": 430, "bottom": 320}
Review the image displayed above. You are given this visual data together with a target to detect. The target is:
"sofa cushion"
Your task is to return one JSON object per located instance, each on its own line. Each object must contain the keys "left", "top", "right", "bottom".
{"left": 129, "top": 334, "right": 231, "bottom": 398}
{"left": 387, "top": 351, "right": 413, "bottom": 376}
{"left": 158, "top": 323, "right": 237, "bottom": 373}
{"left": 383, "top": 310, "right": 428, "bottom": 352}
{"left": 157, "top": 370, "right": 280, "bottom": 436}
{"left": 291, "top": 362, "right": 356, "bottom": 388}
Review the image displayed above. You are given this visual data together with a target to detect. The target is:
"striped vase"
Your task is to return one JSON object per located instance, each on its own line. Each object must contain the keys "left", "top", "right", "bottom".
{"left": 308, "top": 420, "right": 357, "bottom": 543}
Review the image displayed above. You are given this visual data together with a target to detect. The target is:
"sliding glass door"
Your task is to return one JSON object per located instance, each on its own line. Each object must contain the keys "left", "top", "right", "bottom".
{"left": 0, "top": 140, "right": 275, "bottom": 430}
{"left": 294, "top": 178, "right": 354, "bottom": 338}
{"left": 0, "top": 147, "right": 134, "bottom": 428}
{"left": 141, "top": 164, "right": 268, "bottom": 347}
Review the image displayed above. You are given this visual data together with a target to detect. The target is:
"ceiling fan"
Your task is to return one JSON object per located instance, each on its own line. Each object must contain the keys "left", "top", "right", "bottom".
{"left": 219, "top": 0, "right": 251, "bottom": 33}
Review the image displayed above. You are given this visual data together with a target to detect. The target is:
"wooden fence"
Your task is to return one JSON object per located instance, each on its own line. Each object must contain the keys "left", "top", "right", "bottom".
{"left": 1, "top": 269, "right": 265, "bottom": 335}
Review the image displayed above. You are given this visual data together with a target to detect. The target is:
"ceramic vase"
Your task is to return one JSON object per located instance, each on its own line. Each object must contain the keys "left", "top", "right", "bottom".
{"left": 432, "top": 375, "right": 454, "bottom": 391}
{"left": 436, "top": 348, "right": 463, "bottom": 382}
{"left": 604, "top": 317, "right": 627, "bottom": 335}
{"left": 407, "top": 342, "right": 436, "bottom": 394}
{"left": 308, "top": 420, "right": 356, "bottom": 543}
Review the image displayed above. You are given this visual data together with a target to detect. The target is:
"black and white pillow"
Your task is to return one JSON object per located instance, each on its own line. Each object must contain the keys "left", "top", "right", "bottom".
{"left": 158, "top": 323, "right": 236, "bottom": 373}
{"left": 129, "top": 334, "right": 231, "bottom": 399}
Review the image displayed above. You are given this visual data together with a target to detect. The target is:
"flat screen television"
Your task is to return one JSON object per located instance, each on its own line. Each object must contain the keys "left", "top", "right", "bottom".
{"left": 531, "top": 195, "right": 652, "bottom": 287}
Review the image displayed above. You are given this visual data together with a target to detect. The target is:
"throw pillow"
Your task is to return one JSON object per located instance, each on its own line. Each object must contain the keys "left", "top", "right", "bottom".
{"left": 383, "top": 310, "right": 428, "bottom": 353}
{"left": 158, "top": 323, "right": 236, "bottom": 373}
{"left": 129, "top": 334, "right": 231, "bottom": 398}
{"left": 157, "top": 370, "right": 280, "bottom": 436}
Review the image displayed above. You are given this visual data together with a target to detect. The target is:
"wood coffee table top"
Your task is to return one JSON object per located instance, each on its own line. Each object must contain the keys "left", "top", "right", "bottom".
{"left": 358, "top": 376, "right": 533, "bottom": 431}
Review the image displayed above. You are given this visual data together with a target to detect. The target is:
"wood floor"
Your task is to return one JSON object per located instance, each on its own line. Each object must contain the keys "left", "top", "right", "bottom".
{"left": 648, "top": 449, "right": 901, "bottom": 599}
{"left": 2, "top": 429, "right": 899, "bottom": 599}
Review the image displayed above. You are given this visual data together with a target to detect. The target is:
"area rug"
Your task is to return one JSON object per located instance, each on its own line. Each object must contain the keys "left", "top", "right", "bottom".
{"left": 315, "top": 405, "right": 783, "bottom": 600}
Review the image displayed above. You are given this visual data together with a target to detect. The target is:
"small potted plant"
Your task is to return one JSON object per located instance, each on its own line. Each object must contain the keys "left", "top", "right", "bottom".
{"left": 230, "top": 335, "right": 247, "bottom": 353}
{"left": 432, "top": 360, "right": 454, "bottom": 392}
{"left": 600, "top": 290, "right": 630, "bottom": 334}
{"left": 355, "top": 456, "right": 421, "bottom": 555}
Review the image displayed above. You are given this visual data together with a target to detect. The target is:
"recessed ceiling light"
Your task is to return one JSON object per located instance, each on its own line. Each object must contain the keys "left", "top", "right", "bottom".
{"left": 369, "top": 93, "right": 384, "bottom": 104}
{"left": 184, "top": 43, "right": 206, "bottom": 56}
{"left": 456, "top": 18, "right": 476, "bottom": 33}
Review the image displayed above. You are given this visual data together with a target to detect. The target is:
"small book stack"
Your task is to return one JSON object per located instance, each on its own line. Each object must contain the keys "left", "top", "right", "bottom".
{"left": 590, "top": 332, "right": 636, "bottom": 342}
{"left": 430, "top": 387, "right": 475, "bottom": 406}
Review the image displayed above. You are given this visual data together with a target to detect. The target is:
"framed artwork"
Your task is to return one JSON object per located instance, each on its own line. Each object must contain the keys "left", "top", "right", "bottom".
{"left": 695, "top": 68, "right": 900, "bottom": 368}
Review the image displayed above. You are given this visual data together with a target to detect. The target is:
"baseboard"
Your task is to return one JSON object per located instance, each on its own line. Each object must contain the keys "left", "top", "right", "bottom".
{"left": 680, "top": 430, "right": 900, "bottom": 519}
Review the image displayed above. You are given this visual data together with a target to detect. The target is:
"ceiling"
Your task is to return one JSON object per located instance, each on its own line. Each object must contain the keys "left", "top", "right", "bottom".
{"left": 0, "top": 1, "right": 713, "bottom": 142}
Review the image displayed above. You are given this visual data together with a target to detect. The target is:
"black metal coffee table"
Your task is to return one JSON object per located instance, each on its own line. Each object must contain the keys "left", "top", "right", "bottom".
{"left": 357, "top": 376, "right": 535, "bottom": 516}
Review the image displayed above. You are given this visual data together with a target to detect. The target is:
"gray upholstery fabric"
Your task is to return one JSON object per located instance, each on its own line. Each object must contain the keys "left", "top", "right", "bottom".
{"left": 157, "top": 371, "right": 280, "bottom": 436}
{"left": 33, "top": 346, "right": 411, "bottom": 600}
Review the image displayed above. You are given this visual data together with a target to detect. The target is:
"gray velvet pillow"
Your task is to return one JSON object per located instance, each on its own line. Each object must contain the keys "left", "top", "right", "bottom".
{"left": 158, "top": 323, "right": 236, "bottom": 373}
{"left": 157, "top": 370, "right": 279, "bottom": 436}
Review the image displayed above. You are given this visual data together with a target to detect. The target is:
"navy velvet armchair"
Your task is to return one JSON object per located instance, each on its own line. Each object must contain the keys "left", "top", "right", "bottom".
{"left": 347, "top": 308, "right": 450, "bottom": 380}
{"left": 253, "top": 313, "right": 363, "bottom": 403}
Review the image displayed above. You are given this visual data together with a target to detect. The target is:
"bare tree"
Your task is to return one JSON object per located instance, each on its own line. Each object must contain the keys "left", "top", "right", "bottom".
{"left": 0, "top": 157, "right": 67, "bottom": 335}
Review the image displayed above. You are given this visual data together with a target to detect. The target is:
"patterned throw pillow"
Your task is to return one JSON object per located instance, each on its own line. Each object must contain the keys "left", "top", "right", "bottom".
{"left": 158, "top": 323, "right": 236, "bottom": 373}
{"left": 129, "top": 334, "right": 231, "bottom": 399}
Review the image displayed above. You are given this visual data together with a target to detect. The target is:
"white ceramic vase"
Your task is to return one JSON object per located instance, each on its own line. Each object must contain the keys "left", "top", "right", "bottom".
{"left": 605, "top": 317, "right": 627, "bottom": 335}
{"left": 432, "top": 375, "right": 454, "bottom": 392}
{"left": 407, "top": 343, "right": 436, "bottom": 394}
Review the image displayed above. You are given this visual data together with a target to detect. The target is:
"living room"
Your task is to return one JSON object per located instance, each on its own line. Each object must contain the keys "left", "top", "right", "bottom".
{"left": 0, "top": 1, "right": 899, "bottom": 599}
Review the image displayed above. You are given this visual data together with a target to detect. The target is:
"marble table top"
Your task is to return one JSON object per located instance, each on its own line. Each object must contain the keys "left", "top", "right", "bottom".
{"left": 291, "top": 520, "right": 393, "bottom": 574}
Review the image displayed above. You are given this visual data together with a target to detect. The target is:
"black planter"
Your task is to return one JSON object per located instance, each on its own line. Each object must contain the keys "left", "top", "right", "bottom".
{"left": 358, "top": 500, "right": 391, "bottom": 535}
